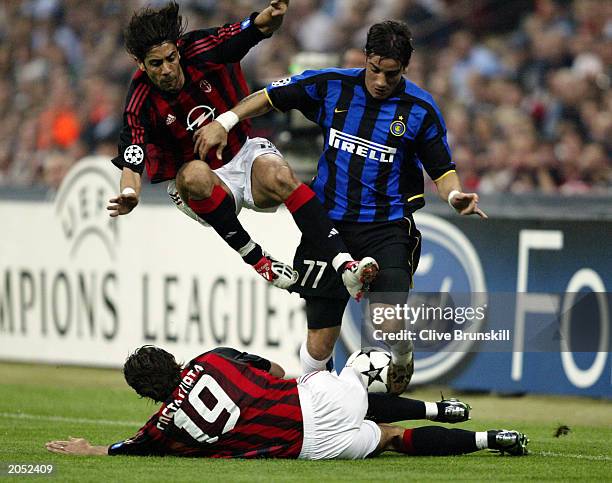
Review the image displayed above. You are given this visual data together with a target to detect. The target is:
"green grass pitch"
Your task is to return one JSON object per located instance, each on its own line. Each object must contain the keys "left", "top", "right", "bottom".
{"left": 0, "top": 362, "right": 610, "bottom": 482}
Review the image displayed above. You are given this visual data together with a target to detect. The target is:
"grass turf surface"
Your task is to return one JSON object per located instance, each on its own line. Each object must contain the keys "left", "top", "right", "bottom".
{"left": 0, "top": 362, "right": 610, "bottom": 482}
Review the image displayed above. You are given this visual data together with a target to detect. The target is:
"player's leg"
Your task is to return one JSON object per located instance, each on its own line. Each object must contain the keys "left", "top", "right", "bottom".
{"left": 173, "top": 160, "right": 294, "bottom": 288}
{"left": 365, "top": 216, "right": 422, "bottom": 394}
{"left": 373, "top": 424, "right": 529, "bottom": 456}
{"left": 299, "top": 296, "right": 348, "bottom": 373}
{"left": 366, "top": 393, "right": 470, "bottom": 423}
{"left": 249, "top": 149, "right": 378, "bottom": 300}
{"left": 368, "top": 272, "right": 414, "bottom": 394}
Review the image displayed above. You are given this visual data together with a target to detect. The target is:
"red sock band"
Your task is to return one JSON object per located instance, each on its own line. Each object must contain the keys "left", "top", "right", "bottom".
{"left": 187, "top": 185, "right": 227, "bottom": 214}
{"left": 284, "top": 183, "right": 315, "bottom": 213}
{"left": 401, "top": 429, "right": 415, "bottom": 454}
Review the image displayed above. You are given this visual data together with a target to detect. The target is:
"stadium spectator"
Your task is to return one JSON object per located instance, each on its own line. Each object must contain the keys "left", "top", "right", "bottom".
{"left": 0, "top": 0, "right": 609, "bottom": 194}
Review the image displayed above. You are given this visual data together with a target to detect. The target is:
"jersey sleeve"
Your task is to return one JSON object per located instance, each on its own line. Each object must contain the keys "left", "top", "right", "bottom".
{"left": 181, "top": 13, "right": 270, "bottom": 65}
{"left": 111, "top": 83, "right": 153, "bottom": 176}
{"left": 207, "top": 347, "right": 272, "bottom": 372}
{"left": 265, "top": 70, "right": 324, "bottom": 121}
{"left": 107, "top": 421, "right": 164, "bottom": 456}
{"left": 414, "top": 103, "right": 456, "bottom": 181}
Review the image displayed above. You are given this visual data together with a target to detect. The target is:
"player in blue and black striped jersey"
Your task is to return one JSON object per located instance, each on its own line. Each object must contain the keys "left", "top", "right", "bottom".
{"left": 198, "top": 21, "right": 487, "bottom": 394}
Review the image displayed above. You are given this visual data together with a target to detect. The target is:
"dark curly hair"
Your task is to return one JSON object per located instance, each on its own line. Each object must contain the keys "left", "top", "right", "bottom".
{"left": 365, "top": 20, "right": 414, "bottom": 67}
{"left": 123, "top": 345, "right": 183, "bottom": 403}
{"left": 124, "top": 1, "right": 187, "bottom": 61}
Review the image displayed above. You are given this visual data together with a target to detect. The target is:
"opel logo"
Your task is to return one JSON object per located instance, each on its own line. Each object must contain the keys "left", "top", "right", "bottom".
{"left": 186, "top": 105, "right": 216, "bottom": 131}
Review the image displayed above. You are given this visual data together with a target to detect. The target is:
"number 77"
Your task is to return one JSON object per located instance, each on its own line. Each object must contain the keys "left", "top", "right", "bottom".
{"left": 301, "top": 260, "right": 328, "bottom": 289}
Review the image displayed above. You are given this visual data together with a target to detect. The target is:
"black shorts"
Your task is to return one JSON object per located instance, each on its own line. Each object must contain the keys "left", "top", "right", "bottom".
{"left": 290, "top": 216, "right": 422, "bottom": 329}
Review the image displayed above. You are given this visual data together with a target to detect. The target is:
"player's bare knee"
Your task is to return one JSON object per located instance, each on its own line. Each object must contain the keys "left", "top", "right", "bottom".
{"left": 271, "top": 165, "right": 300, "bottom": 199}
{"left": 306, "top": 330, "right": 336, "bottom": 360}
{"left": 257, "top": 161, "right": 298, "bottom": 200}
{"left": 375, "top": 424, "right": 404, "bottom": 453}
{"left": 176, "top": 161, "right": 215, "bottom": 199}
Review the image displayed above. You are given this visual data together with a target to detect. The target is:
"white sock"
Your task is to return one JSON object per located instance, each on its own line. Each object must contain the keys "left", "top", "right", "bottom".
{"left": 424, "top": 401, "right": 438, "bottom": 420}
{"left": 475, "top": 432, "right": 489, "bottom": 450}
{"left": 332, "top": 252, "right": 352, "bottom": 272}
{"left": 299, "top": 341, "right": 331, "bottom": 374}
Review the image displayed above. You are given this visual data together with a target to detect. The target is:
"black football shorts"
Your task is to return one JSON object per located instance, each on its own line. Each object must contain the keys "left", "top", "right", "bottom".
{"left": 290, "top": 216, "right": 422, "bottom": 329}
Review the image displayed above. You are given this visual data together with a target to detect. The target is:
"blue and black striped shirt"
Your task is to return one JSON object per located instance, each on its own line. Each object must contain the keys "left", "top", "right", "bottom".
{"left": 266, "top": 68, "right": 455, "bottom": 222}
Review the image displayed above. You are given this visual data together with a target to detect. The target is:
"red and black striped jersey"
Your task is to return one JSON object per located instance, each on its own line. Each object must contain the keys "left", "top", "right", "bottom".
{"left": 108, "top": 348, "right": 303, "bottom": 459}
{"left": 112, "top": 13, "right": 269, "bottom": 183}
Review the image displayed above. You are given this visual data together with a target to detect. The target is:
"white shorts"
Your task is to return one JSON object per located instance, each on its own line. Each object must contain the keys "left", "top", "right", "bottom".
{"left": 297, "top": 368, "right": 382, "bottom": 460}
{"left": 167, "top": 137, "right": 281, "bottom": 226}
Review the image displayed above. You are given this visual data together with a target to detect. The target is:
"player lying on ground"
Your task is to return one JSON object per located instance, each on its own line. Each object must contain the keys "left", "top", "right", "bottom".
{"left": 46, "top": 346, "right": 528, "bottom": 458}
{"left": 107, "top": 1, "right": 377, "bottom": 298}
{"left": 191, "top": 20, "right": 488, "bottom": 393}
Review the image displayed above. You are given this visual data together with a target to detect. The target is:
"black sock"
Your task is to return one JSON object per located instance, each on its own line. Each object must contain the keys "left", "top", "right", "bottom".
{"left": 284, "top": 184, "right": 350, "bottom": 271}
{"left": 187, "top": 185, "right": 262, "bottom": 265}
{"left": 405, "top": 427, "right": 479, "bottom": 456}
{"left": 487, "top": 430, "right": 503, "bottom": 449}
{"left": 366, "top": 393, "right": 426, "bottom": 423}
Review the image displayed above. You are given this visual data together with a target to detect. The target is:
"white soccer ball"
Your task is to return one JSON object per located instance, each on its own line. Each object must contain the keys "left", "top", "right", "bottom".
{"left": 345, "top": 347, "right": 391, "bottom": 393}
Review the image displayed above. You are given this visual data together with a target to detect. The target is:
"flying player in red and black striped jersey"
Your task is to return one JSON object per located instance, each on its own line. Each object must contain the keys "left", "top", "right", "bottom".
{"left": 107, "top": 1, "right": 378, "bottom": 299}
{"left": 46, "top": 345, "right": 529, "bottom": 459}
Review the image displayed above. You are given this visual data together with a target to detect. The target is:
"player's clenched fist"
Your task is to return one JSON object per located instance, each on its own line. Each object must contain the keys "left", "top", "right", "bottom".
{"left": 107, "top": 189, "right": 139, "bottom": 217}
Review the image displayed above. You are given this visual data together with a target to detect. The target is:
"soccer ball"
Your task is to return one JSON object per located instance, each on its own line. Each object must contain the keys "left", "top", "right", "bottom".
{"left": 345, "top": 347, "right": 391, "bottom": 393}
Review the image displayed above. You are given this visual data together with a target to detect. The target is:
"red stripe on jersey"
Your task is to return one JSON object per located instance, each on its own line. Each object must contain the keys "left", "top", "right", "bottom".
{"left": 131, "top": 85, "right": 150, "bottom": 115}
{"left": 207, "top": 354, "right": 297, "bottom": 402}
{"left": 235, "top": 423, "right": 302, "bottom": 442}
{"left": 186, "top": 25, "right": 241, "bottom": 58}
{"left": 127, "top": 84, "right": 148, "bottom": 113}
{"left": 184, "top": 24, "right": 240, "bottom": 57}
{"left": 185, "top": 38, "right": 221, "bottom": 59}
{"left": 244, "top": 403, "right": 303, "bottom": 423}
{"left": 127, "top": 114, "right": 141, "bottom": 144}
{"left": 126, "top": 84, "right": 144, "bottom": 112}
{"left": 217, "top": 66, "right": 241, "bottom": 116}
{"left": 128, "top": 113, "right": 146, "bottom": 144}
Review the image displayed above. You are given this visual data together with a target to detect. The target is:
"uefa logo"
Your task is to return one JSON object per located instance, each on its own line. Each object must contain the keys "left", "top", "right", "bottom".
{"left": 340, "top": 212, "right": 487, "bottom": 383}
{"left": 55, "top": 157, "right": 119, "bottom": 260}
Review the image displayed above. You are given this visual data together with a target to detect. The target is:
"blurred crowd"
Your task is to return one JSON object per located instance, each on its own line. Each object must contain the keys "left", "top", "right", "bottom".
{"left": 0, "top": 0, "right": 610, "bottom": 195}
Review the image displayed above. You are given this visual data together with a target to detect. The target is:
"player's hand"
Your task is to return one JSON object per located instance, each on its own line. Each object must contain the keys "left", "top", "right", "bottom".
{"left": 255, "top": 0, "right": 289, "bottom": 34}
{"left": 193, "top": 121, "right": 228, "bottom": 161}
{"left": 269, "top": 0, "right": 289, "bottom": 17}
{"left": 450, "top": 192, "right": 488, "bottom": 218}
{"left": 46, "top": 437, "right": 93, "bottom": 455}
{"left": 107, "top": 191, "right": 139, "bottom": 217}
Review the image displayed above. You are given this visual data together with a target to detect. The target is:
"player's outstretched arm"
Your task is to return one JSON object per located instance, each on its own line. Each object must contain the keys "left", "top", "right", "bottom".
{"left": 255, "top": 0, "right": 290, "bottom": 35}
{"left": 434, "top": 171, "right": 487, "bottom": 219}
{"left": 46, "top": 437, "right": 109, "bottom": 456}
{"left": 107, "top": 168, "right": 141, "bottom": 217}
{"left": 194, "top": 90, "right": 273, "bottom": 161}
